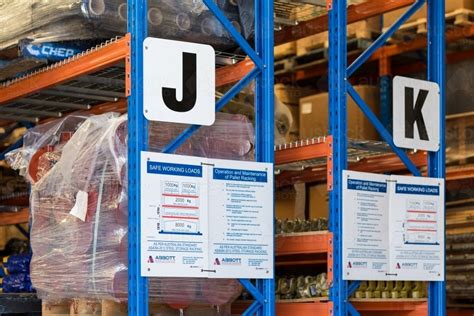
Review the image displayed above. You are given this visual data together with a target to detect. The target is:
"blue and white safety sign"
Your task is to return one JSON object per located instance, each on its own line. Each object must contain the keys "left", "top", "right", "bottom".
{"left": 140, "top": 152, "right": 274, "bottom": 279}
{"left": 343, "top": 170, "right": 444, "bottom": 281}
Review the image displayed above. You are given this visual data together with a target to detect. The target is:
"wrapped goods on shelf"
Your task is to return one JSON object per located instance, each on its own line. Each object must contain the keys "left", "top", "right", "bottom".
{"left": 148, "top": 113, "right": 255, "bottom": 161}
{"left": 275, "top": 95, "right": 295, "bottom": 146}
{"left": 276, "top": 273, "right": 329, "bottom": 300}
{"left": 7, "top": 112, "right": 251, "bottom": 310}
{"left": 353, "top": 281, "right": 427, "bottom": 299}
{"left": 275, "top": 218, "right": 328, "bottom": 234}
{"left": 0, "top": 0, "right": 254, "bottom": 52}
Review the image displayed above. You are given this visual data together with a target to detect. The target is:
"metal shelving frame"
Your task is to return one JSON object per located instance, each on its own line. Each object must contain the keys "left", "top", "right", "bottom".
{"left": 127, "top": 1, "right": 275, "bottom": 315}
{"left": 328, "top": 1, "right": 445, "bottom": 316}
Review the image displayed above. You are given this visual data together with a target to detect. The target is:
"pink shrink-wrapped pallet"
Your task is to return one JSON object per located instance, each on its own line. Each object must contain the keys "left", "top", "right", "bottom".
{"left": 7, "top": 112, "right": 255, "bottom": 314}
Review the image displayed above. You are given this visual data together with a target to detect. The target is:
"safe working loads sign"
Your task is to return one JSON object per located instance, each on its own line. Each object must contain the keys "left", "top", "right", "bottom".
{"left": 342, "top": 170, "right": 445, "bottom": 281}
{"left": 393, "top": 76, "right": 440, "bottom": 152}
{"left": 140, "top": 152, "right": 274, "bottom": 279}
{"left": 143, "top": 38, "right": 216, "bottom": 126}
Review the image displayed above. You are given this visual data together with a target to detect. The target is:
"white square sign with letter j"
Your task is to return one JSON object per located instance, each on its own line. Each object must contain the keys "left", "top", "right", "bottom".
{"left": 143, "top": 37, "right": 216, "bottom": 126}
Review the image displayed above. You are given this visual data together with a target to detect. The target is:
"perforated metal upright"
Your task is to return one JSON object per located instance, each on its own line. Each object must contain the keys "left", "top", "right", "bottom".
{"left": 328, "top": 0, "right": 446, "bottom": 315}
{"left": 127, "top": 1, "right": 275, "bottom": 315}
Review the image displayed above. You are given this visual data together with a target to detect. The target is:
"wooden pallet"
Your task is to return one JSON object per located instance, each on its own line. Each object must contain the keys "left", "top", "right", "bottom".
{"left": 291, "top": 38, "right": 372, "bottom": 72}
{"left": 275, "top": 42, "right": 297, "bottom": 61}
{"left": 43, "top": 299, "right": 226, "bottom": 316}
{"left": 42, "top": 300, "right": 128, "bottom": 316}
{"left": 296, "top": 18, "right": 380, "bottom": 56}
{"left": 385, "top": 9, "right": 474, "bottom": 42}
{"left": 274, "top": 58, "right": 296, "bottom": 75}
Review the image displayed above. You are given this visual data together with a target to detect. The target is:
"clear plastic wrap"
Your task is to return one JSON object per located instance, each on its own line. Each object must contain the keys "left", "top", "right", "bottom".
{"left": 0, "top": 0, "right": 254, "bottom": 52}
{"left": 7, "top": 112, "right": 255, "bottom": 312}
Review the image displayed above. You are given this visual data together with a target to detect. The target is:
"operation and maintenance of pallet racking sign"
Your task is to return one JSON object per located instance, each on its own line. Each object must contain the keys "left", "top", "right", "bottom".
{"left": 342, "top": 170, "right": 445, "bottom": 281}
{"left": 140, "top": 152, "right": 274, "bottom": 279}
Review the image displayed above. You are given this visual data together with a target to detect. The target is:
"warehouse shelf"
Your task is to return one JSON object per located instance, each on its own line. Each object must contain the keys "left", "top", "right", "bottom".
{"left": 0, "top": 208, "right": 29, "bottom": 226}
{"left": 352, "top": 299, "right": 428, "bottom": 315}
{"left": 275, "top": 137, "right": 427, "bottom": 186}
{"left": 276, "top": 231, "right": 332, "bottom": 256}
{"left": 274, "top": 0, "right": 415, "bottom": 45}
{"left": 232, "top": 300, "right": 333, "bottom": 315}
{"left": 234, "top": 298, "right": 429, "bottom": 315}
{"left": 0, "top": 35, "right": 250, "bottom": 125}
{"left": 276, "top": 24, "right": 474, "bottom": 82}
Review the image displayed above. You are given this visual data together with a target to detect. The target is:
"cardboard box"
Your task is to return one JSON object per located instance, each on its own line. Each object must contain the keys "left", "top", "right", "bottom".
{"left": 446, "top": 111, "right": 474, "bottom": 165}
{"left": 276, "top": 187, "right": 298, "bottom": 220}
{"left": 275, "top": 184, "right": 328, "bottom": 220}
{"left": 383, "top": 0, "right": 474, "bottom": 29}
{"left": 299, "top": 85, "right": 380, "bottom": 140}
{"left": 309, "top": 184, "right": 329, "bottom": 220}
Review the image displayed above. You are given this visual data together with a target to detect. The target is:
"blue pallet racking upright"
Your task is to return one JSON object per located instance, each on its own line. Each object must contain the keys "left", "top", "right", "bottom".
{"left": 127, "top": 0, "right": 275, "bottom": 315}
{"left": 329, "top": 0, "right": 446, "bottom": 315}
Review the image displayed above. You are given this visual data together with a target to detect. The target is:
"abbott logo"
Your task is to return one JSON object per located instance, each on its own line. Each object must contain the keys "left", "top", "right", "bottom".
{"left": 155, "top": 256, "right": 176, "bottom": 263}
{"left": 143, "top": 37, "right": 215, "bottom": 126}
{"left": 221, "top": 258, "right": 242, "bottom": 266}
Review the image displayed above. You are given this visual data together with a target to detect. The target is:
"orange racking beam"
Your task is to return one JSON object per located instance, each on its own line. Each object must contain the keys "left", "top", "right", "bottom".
{"left": 276, "top": 141, "right": 328, "bottom": 165}
{"left": 0, "top": 35, "right": 131, "bottom": 104}
{"left": 394, "top": 48, "right": 474, "bottom": 76}
{"left": 352, "top": 300, "right": 428, "bottom": 316}
{"left": 276, "top": 232, "right": 331, "bottom": 256}
{"left": 276, "top": 151, "right": 427, "bottom": 187}
{"left": 274, "top": 0, "right": 415, "bottom": 46}
{"left": 216, "top": 59, "right": 255, "bottom": 87}
{"left": 372, "top": 25, "right": 474, "bottom": 61}
{"left": 0, "top": 208, "right": 29, "bottom": 225}
{"left": 0, "top": 33, "right": 256, "bottom": 108}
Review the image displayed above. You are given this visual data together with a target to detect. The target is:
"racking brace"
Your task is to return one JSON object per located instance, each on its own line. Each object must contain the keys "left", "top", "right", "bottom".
{"left": 126, "top": 1, "right": 275, "bottom": 315}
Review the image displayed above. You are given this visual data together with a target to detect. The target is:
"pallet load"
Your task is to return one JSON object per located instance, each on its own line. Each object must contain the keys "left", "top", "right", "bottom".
{"left": 383, "top": 0, "right": 474, "bottom": 35}
{"left": 295, "top": 17, "right": 380, "bottom": 57}
{"left": 299, "top": 85, "right": 380, "bottom": 140}
{"left": 0, "top": 0, "right": 253, "bottom": 51}
{"left": 0, "top": 0, "right": 254, "bottom": 81}
{"left": 274, "top": 84, "right": 316, "bottom": 145}
{"left": 7, "top": 112, "right": 257, "bottom": 315}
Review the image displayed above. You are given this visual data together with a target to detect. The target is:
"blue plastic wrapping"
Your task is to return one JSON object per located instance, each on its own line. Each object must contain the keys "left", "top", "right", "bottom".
{"left": 1, "top": 254, "right": 32, "bottom": 276}
{"left": 0, "top": 273, "right": 34, "bottom": 293}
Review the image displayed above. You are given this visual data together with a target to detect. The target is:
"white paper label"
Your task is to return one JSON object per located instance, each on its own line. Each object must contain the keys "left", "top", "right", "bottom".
{"left": 140, "top": 152, "right": 274, "bottom": 279}
{"left": 343, "top": 170, "right": 444, "bottom": 281}
{"left": 70, "top": 190, "right": 88, "bottom": 222}
{"left": 301, "top": 102, "right": 313, "bottom": 115}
